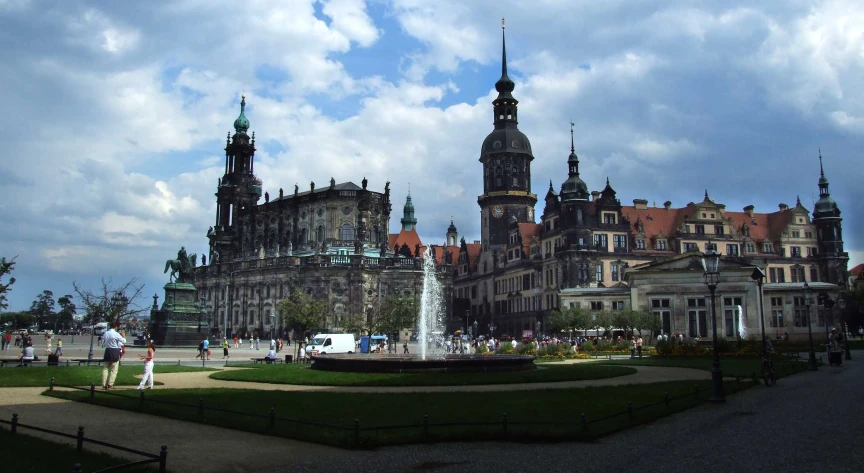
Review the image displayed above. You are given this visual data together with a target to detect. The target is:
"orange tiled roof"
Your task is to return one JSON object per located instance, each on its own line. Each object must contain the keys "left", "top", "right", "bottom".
{"left": 621, "top": 205, "right": 796, "bottom": 244}
{"left": 465, "top": 243, "right": 482, "bottom": 271}
{"left": 851, "top": 263, "right": 864, "bottom": 278}
{"left": 517, "top": 223, "right": 542, "bottom": 255}
{"left": 388, "top": 229, "right": 422, "bottom": 252}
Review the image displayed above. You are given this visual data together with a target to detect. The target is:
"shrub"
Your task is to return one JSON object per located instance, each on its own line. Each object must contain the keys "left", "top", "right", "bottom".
{"left": 517, "top": 343, "right": 537, "bottom": 355}
{"left": 495, "top": 343, "right": 516, "bottom": 355}
{"left": 596, "top": 340, "right": 615, "bottom": 352}
{"left": 476, "top": 343, "right": 488, "bottom": 354}
{"left": 654, "top": 339, "right": 671, "bottom": 355}
{"left": 714, "top": 337, "right": 732, "bottom": 354}
{"left": 579, "top": 340, "right": 595, "bottom": 352}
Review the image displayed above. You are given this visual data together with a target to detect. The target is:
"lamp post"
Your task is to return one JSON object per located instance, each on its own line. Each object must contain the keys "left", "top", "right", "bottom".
{"left": 701, "top": 247, "right": 725, "bottom": 403}
{"left": 750, "top": 267, "right": 773, "bottom": 382}
{"left": 87, "top": 315, "right": 97, "bottom": 364}
{"left": 838, "top": 294, "right": 850, "bottom": 360}
{"left": 473, "top": 319, "right": 478, "bottom": 341}
{"left": 802, "top": 282, "right": 817, "bottom": 371}
{"left": 537, "top": 320, "right": 541, "bottom": 341}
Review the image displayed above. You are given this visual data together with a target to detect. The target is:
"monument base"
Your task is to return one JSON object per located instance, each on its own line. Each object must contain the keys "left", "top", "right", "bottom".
{"left": 147, "top": 282, "right": 210, "bottom": 347}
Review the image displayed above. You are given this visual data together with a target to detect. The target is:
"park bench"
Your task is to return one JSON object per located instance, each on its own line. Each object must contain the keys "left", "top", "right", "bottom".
{"left": 251, "top": 357, "right": 283, "bottom": 364}
{"left": 70, "top": 358, "right": 104, "bottom": 366}
{"left": 0, "top": 358, "right": 46, "bottom": 367}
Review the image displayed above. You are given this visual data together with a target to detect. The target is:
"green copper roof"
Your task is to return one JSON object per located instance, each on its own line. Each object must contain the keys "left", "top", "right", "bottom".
{"left": 234, "top": 95, "right": 250, "bottom": 133}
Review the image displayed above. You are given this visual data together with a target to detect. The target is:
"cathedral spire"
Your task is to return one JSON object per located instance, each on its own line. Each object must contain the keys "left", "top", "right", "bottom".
{"left": 400, "top": 192, "right": 417, "bottom": 231}
{"left": 495, "top": 17, "right": 515, "bottom": 98}
{"left": 233, "top": 95, "right": 250, "bottom": 134}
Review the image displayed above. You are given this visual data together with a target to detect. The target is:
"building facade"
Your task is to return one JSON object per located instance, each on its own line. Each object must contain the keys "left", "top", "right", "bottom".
{"left": 451, "top": 27, "right": 850, "bottom": 341}
{"left": 193, "top": 98, "right": 440, "bottom": 340}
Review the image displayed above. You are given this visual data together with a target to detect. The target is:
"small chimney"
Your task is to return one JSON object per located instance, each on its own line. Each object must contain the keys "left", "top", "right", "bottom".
{"left": 633, "top": 199, "right": 648, "bottom": 210}
{"left": 779, "top": 203, "right": 789, "bottom": 211}
{"left": 591, "top": 191, "right": 600, "bottom": 202}
{"left": 663, "top": 201, "right": 672, "bottom": 210}
{"left": 744, "top": 205, "right": 754, "bottom": 217}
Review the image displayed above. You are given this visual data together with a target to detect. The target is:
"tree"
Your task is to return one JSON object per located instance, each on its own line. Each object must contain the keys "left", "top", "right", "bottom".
{"left": 594, "top": 311, "right": 614, "bottom": 338}
{"left": 0, "top": 311, "right": 35, "bottom": 330}
{"left": 612, "top": 309, "right": 640, "bottom": 339}
{"left": 0, "top": 256, "right": 16, "bottom": 313}
{"left": 547, "top": 307, "right": 589, "bottom": 339}
{"left": 57, "top": 295, "right": 77, "bottom": 331}
{"left": 634, "top": 309, "right": 661, "bottom": 340}
{"left": 363, "top": 294, "right": 418, "bottom": 352}
{"left": 72, "top": 278, "right": 146, "bottom": 327}
{"left": 29, "top": 290, "right": 56, "bottom": 330}
{"left": 276, "top": 289, "right": 328, "bottom": 337}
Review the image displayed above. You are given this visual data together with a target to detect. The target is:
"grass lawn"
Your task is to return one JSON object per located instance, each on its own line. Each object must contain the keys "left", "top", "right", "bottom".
{"left": 209, "top": 362, "right": 636, "bottom": 386}
{"left": 0, "top": 429, "right": 156, "bottom": 472}
{"left": 0, "top": 365, "right": 216, "bottom": 388}
{"left": 599, "top": 356, "right": 811, "bottom": 379}
{"left": 46, "top": 378, "right": 754, "bottom": 448}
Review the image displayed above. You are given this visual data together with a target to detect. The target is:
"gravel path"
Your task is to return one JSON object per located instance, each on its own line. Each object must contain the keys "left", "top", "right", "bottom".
{"left": 259, "top": 356, "right": 864, "bottom": 473}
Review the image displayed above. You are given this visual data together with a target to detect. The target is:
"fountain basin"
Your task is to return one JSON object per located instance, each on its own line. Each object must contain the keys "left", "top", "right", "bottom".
{"left": 309, "top": 354, "right": 536, "bottom": 373}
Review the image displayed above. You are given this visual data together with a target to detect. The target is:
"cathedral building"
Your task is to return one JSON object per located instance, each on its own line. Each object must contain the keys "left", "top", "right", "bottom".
{"left": 193, "top": 98, "right": 438, "bottom": 340}
{"left": 451, "top": 25, "right": 850, "bottom": 341}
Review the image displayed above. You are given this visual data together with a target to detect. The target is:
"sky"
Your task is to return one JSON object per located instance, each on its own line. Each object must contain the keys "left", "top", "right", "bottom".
{"left": 1, "top": 0, "right": 863, "bottom": 312}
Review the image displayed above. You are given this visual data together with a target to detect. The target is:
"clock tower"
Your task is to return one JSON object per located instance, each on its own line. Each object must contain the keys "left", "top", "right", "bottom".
{"left": 477, "top": 19, "right": 537, "bottom": 252}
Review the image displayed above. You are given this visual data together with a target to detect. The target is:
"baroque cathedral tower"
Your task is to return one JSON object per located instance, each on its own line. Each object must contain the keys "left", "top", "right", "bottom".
{"left": 477, "top": 19, "right": 537, "bottom": 257}
{"left": 812, "top": 152, "right": 849, "bottom": 285}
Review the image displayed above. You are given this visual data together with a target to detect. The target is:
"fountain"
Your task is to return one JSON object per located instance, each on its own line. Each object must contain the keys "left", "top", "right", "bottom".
{"left": 310, "top": 246, "right": 535, "bottom": 373}
{"left": 737, "top": 305, "right": 747, "bottom": 338}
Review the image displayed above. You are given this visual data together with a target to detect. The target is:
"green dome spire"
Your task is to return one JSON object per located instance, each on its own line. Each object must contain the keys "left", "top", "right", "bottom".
{"left": 233, "top": 95, "right": 250, "bottom": 133}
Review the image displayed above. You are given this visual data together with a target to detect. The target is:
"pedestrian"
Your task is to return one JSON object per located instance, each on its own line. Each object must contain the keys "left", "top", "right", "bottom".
{"left": 403, "top": 339, "right": 409, "bottom": 354}
{"left": 858, "top": 327, "right": 863, "bottom": 340}
{"left": 255, "top": 337, "right": 260, "bottom": 350}
{"left": 4, "top": 331, "right": 10, "bottom": 350}
{"left": 55, "top": 338, "right": 63, "bottom": 357}
{"left": 135, "top": 340, "right": 155, "bottom": 390}
{"left": 14, "top": 334, "right": 21, "bottom": 347}
{"left": 203, "top": 338, "right": 210, "bottom": 360}
{"left": 222, "top": 338, "right": 230, "bottom": 360}
{"left": 101, "top": 321, "right": 126, "bottom": 390}
{"left": 196, "top": 339, "right": 204, "bottom": 359}
{"left": 233, "top": 336, "right": 239, "bottom": 349}
{"left": 299, "top": 343, "right": 307, "bottom": 363}
{"left": 630, "top": 337, "right": 636, "bottom": 358}
{"left": 637, "top": 336, "right": 643, "bottom": 359}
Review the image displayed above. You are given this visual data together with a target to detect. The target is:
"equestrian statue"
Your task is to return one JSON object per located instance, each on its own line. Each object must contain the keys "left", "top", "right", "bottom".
{"left": 164, "top": 246, "right": 197, "bottom": 283}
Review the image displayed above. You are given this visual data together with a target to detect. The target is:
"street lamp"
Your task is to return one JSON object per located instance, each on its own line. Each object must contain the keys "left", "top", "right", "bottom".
{"left": 750, "top": 267, "right": 773, "bottom": 382}
{"left": 802, "top": 282, "right": 817, "bottom": 371}
{"left": 701, "top": 246, "right": 725, "bottom": 403}
{"left": 818, "top": 293, "right": 834, "bottom": 346}
{"left": 838, "top": 294, "right": 851, "bottom": 360}
{"left": 473, "top": 319, "right": 478, "bottom": 340}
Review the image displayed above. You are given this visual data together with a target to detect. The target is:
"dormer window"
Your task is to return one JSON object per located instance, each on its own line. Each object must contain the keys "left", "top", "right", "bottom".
{"left": 603, "top": 213, "right": 616, "bottom": 224}
{"left": 636, "top": 239, "right": 646, "bottom": 250}
{"left": 763, "top": 243, "right": 774, "bottom": 253}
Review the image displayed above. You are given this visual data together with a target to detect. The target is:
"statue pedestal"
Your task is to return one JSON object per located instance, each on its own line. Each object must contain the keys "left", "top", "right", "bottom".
{"left": 148, "top": 282, "right": 210, "bottom": 347}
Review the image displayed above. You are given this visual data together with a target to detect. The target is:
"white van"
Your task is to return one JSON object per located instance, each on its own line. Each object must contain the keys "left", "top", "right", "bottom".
{"left": 93, "top": 322, "right": 109, "bottom": 336}
{"left": 306, "top": 333, "right": 355, "bottom": 355}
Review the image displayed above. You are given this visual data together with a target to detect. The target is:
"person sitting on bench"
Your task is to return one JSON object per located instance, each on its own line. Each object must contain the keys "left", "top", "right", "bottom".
{"left": 20, "top": 341, "right": 35, "bottom": 363}
{"left": 265, "top": 347, "right": 277, "bottom": 363}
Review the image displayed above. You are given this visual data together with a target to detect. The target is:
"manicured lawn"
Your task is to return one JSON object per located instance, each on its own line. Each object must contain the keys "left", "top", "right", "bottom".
{"left": 209, "top": 362, "right": 636, "bottom": 386}
{"left": 46, "top": 378, "right": 754, "bottom": 448}
{"left": 0, "top": 429, "right": 156, "bottom": 472}
{"left": 0, "top": 365, "right": 216, "bottom": 388}
{"left": 599, "top": 356, "right": 811, "bottom": 379}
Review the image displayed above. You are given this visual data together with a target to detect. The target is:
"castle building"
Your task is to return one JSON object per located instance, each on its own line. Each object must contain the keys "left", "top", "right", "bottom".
{"left": 194, "top": 99, "right": 436, "bottom": 340}
{"left": 451, "top": 25, "right": 850, "bottom": 341}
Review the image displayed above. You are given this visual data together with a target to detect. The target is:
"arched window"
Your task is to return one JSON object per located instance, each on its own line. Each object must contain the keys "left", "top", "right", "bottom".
{"left": 340, "top": 223, "right": 354, "bottom": 241}
{"left": 300, "top": 228, "right": 308, "bottom": 245}
{"left": 317, "top": 225, "right": 325, "bottom": 242}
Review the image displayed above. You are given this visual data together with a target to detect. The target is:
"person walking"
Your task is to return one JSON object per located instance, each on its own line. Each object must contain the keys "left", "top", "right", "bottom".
{"left": 255, "top": 337, "right": 260, "bottom": 350}
{"left": 202, "top": 338, "right": 210, "bottom": 360}
{"left": 299, "top": 343, "right": 307, "bottom": 364}
{"left": 222, "top": 338, "right": 230, "bottom": 360}
{"left": 233, "top": 336, "right": 239, "bottom": 349}
{"left": 55, "top": 338, "right": 63, "bottom": 357}
{"left": 135, "top": 340, "right": 156, "bottom": 390}
{"left": 101, "top": 321, "right": 126, "bottom": 390}
{"left": 637, "top": 336, "right": 643, "bottom": 359}
{"left": 403, "top": 339, "right": 409, "bottom": 354}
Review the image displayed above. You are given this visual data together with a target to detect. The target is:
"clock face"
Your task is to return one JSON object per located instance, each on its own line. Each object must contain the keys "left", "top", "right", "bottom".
{"left": 492, "top": 206, "right": 504, "bottom": 218}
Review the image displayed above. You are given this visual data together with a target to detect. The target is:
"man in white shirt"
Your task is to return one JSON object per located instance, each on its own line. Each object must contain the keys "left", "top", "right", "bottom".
{"left": 101, "top": 321, "right": 127, "bottom": 390}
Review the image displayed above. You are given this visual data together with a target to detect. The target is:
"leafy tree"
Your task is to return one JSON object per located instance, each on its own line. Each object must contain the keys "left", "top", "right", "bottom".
{"left": 0, "top": 311, "right": 35, "bottom": 330}
{"left": 57, "top": 295, "right": 77, "bottom": 331}
{"left": 594, "top": 311, "right": 613, "bottom": 338}
{"left": 276, "top": 289, "right": 328, "bottom": 337}
{"left": 547, "top": 307, "right": 589, "bottom": 338}
{"left": 365, "top": 294, "right": 418, "bottom": 352}
{"left": 73, "top": 278, "right": 146, "bottom": 327}
{"left": 635, "top": 309, "right": 661, "bottom": 339}
{"left": 30, "top": 290, "right": 56, "bottom": 331}
{"left": 0, "top": 256, "right": 16, "bottom": 313}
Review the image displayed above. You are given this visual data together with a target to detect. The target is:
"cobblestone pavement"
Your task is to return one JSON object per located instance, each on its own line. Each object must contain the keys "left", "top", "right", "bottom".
{"left": 260, "top": 356, "right": 864, "bottom": 473}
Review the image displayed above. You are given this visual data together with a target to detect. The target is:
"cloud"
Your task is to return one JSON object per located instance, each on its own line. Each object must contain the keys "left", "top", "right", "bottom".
{"left": 0, "top": 0, "right": 862, "bottom": 312}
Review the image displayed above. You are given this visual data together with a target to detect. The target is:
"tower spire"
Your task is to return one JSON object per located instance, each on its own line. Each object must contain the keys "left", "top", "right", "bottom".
{"left": 494, "top": 17, "right": 515, "bottom": 97}
{"left": 819, "top": 147, "right": 824, "bottom": 177}
{"left": 570, "top": 121, "right": 575, "bottom": 153}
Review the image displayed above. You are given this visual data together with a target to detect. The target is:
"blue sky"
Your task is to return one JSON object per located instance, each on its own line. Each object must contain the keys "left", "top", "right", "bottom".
{"left": 0, "top": 0, "right": 862, "bottom": 313}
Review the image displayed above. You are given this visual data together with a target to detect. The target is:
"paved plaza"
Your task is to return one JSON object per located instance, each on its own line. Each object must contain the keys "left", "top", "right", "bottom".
{"left": 0, "top": 350, "right": 860, "bottom": 473}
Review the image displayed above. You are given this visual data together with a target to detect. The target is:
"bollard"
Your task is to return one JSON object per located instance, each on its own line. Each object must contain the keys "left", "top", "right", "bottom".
{"left": 581, "top": 412, "right": 587, "bottom": 431}
{"left": 11, "top": 413, "right": 18, "bottom": 435}
{"left": 353, "top": 419, "right": 360, "bottom": 446}
{"left": 198, "top": 398, "right": 204, "bottom": 416}
{"left": 73, "top": 463, "right": 82, "bottom": 473}
{"left": 501, "top": 413, "right": 508, "bottom": 436}
{"left": 90, "top": 383, "right": 95, "bottom": 400}
{"left": 50, "top": 377, "right": 55, "bottom": 392}
{"left": 627, "top": 401, "right": 633, "bottom": 421}
{"left": 664, "top": 392, "right": 670, "bottom": 409}
{"left": 76, "top": 426, "right": 84, "bottom": 452}
{"left": 269, "top": 407, "right": 275, "bottom": 428}
{"left": 159, "top": 445, "right": 168, "bottom": 473}
{"left": 422, "top": 415, "right": 429, "bottom": 439}
{"left": 693, "top": 385, "right": 699, "bottom": 400}
{"left": 140, "top": 391, "right": 145, "bottom": 406}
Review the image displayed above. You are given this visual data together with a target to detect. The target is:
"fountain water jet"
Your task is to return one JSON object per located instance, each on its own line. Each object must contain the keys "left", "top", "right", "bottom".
{"left": 419, "top": 246, "right": 443, "bottom": 360}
